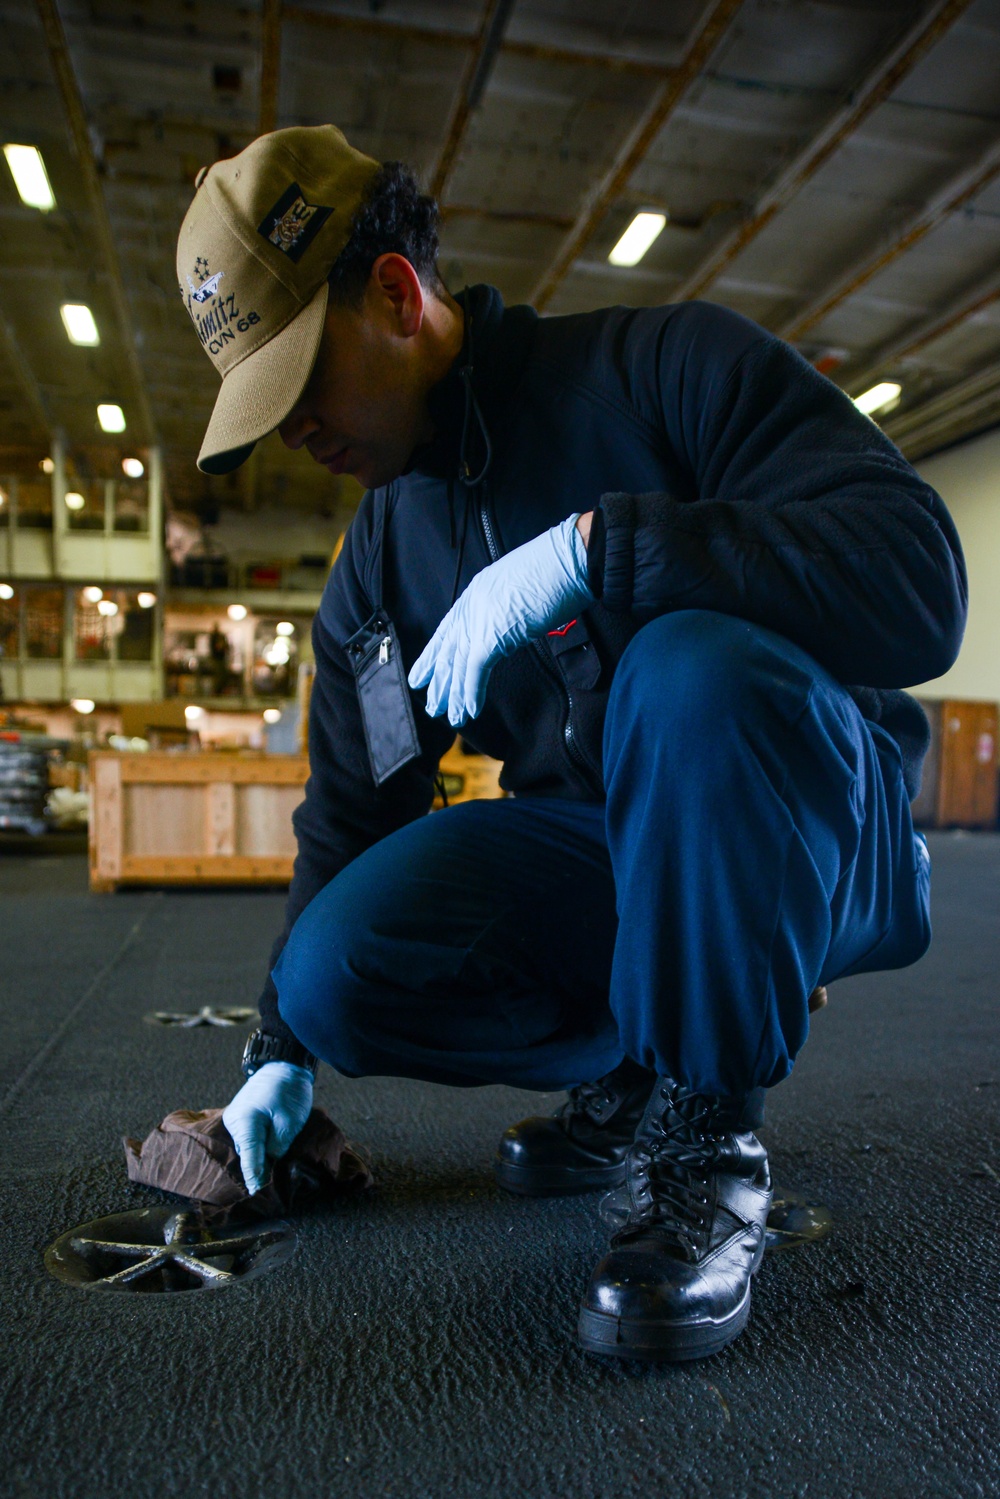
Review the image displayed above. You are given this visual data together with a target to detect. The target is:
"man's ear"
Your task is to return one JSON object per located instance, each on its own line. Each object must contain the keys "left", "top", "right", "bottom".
{"left": 369, "top": 253, "right": 425, "bottom": 338}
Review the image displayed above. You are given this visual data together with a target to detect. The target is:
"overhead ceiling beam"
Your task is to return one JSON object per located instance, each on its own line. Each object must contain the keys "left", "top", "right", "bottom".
{"left": 887, "top": 363, "right": 1000, "bottom": 458}
{"left": 846, "top": 268, "right": 1000, "bottom": 396}
{"left": 259, "top": 0, "right": 282, "bottom": 136}
{"left": 528, "top": 0, "right": 745, "bottom": 312}
{"left": 0, "top": 306, "right": 52, "bottom": 436}
{"left": 901, "top": 397, "right": 1000, "bottom": 460}
{"left": 430, "top": 0, "right": 518, "bottom": 202}
{"left": 34, "top": 0, "right": 156, "bottom": 445}
{"left": 903, "top": 394, "right": 1000, "bottom": 460}
{"left": 884, "top": 361, "right": 1000, "bottom": 441}
{"left": 283, "top": 3, "right": 676, "bottom": 76}
{"left": 781, "top": 138, "right": 1000, "bottom": 344}
{"left": 672, "top": 0, "right": 976, "bottom": 304}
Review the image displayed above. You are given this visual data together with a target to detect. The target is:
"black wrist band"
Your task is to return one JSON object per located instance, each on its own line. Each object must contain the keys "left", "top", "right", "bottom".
{"left": 241, "top": 1028, "right": 319, "bottom": 1079}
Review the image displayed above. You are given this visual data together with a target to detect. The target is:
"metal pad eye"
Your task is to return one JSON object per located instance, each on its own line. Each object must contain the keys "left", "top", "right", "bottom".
{"left": 764, "top": 1197, "right": 834, "bottom": 1252}
{"left": 45, "top": 1207, "right": 296, "bottom": 1294}
{"left": 144, "top": 1006, "right": 257, "bottom": 1028}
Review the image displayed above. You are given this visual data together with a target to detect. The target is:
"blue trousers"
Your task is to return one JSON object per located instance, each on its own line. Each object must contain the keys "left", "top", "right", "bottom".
{"left": 274, "top": 611, "right": 931, "bottom": 1100}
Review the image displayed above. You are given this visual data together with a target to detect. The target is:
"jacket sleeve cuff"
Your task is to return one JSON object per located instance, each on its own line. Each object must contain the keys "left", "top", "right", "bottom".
{"left": 592, "top": 492, "right": 676, "bottom": 612}
{"left": 256, "top": 971, "right": 301, "bottom": 1048}
{"left": 585, "top": 505, "right": 607, "bottom": 599}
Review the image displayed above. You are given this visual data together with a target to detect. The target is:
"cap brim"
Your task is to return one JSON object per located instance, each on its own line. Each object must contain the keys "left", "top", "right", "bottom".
{"left": 196, "top": 281, "right": 330, "bottom": 475}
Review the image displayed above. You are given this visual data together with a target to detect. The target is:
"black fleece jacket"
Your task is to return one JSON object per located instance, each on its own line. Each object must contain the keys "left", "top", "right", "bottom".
{"left": 257, "top": 285, "right": 967, "bottom": 1043}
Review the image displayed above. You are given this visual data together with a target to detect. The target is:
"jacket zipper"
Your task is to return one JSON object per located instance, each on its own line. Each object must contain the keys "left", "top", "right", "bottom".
{"left": 479, "top": 494, "right": 602, "bottom": 795}
{"left": 531, "top": 640, "right": 603, "bottom": 794}
{"left": 480, "top": 498, "right": 500, "bottom": 564}
{"left": 348, "top": 620, "right": 392, "bottom": 672}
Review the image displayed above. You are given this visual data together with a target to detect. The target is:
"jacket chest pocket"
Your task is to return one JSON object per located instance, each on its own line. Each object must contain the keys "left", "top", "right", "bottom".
{"left": 345, "top": 610, "right": 421, "bottom": 785}
{"left": 544, "top": 615, "right": 602, "bottom": 691}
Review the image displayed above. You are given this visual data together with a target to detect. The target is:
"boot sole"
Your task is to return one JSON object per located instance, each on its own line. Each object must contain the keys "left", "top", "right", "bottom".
{"left": 493, "top": 1156, "right": 627, "bottom": 1198}
{"left": 577, "top": 1283, "right": 752, "bottom": 1363}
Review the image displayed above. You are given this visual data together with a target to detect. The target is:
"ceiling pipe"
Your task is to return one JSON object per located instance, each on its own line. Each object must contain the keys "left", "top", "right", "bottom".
{"left": 501, "top": 37, "right": 673, "bottom": 75}
{"left": 442, "top": 203, "right": 575, "bottom": 232}
{"left": 34, "top": 0, "right": 157, "bottom": 446}
{"left": 781, "top": 137, "right": 1000, "bottom": 345}
{"left": 528, "top": 0, "right": 745, "bottom": 313}
{"left": 282, "top": 3, "right": 467, "bottom": 49}
{"left": 465, "top": 0, "right": 517, "bottom": 111}
{"left": 259, "top": 0, "right": 283, "bottom": 136}
{"left": 844, "top": 268, "right": 1000, "bottom": 398}
{"left": 430, "top": 0, "right": 518, "bottom": 202}
{"left": 671, "top": 0, "right": 976, "bottom": 304}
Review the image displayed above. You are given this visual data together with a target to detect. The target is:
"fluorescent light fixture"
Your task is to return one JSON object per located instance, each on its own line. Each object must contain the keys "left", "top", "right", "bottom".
{"left": 3, "top": 144, "right": 55, "bottom": 210}
{"left": 121, "top": 456, "right": 144, "bottom": 478}
{"left": 853, "top": 381, "right": 901, "bottom": 418}
{"left": 71, "top": 698, "right": 95, "bottom": 715}
{"left": 40, "top": 457, "right": 55, "bottom": 474}
{"left": 608, "top": 211, "right": 667, "bottom": 268}
{"left": 97, "top": 599, "right": 119, "bottom": 617}
{"left": 227, "top": 603, "right": 248, "bottom": 621}
{"left": 65, "top": 491, "right": 86, "bottom": 511}
{"left": 82, "top": 585, "right": 103, "bottom": 602}
{"left": 0, "top": 583, "right": 13, "bottom": 600}
{"left": 184, "top": 704, "right": 204, "bottom": 722}
{"left": 97, "top": 403, "right": 126, "bottom": 433}
{"left": 265, "top": 639, "right": 290, "bottom": 666}
{"left": 263, "top": 708, "right": 282, "bottom": 724}
{"left": 60, "top": 303, "right": 100, "bottom": 346}
{"left": 136, "top": 591, "right": 157, "bottom": 609}
{"left": 0, "top": 487, "right": 6, "bottom": 507}
{"left": 275, "top": 620, "right": 295, "bottom": 636}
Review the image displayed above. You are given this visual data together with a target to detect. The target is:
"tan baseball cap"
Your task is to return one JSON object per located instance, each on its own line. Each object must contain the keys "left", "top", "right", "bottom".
{"left": 176, "top": 125, "right": 380, "bottom": 475}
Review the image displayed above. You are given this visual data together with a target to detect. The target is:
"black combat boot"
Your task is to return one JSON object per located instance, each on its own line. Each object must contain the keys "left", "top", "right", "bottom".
{"left": 578, "top": 1076, "right": 771, "bottom": 1362}
{"left": 493, "top": 1057, "right": 657, "bottom": 1197}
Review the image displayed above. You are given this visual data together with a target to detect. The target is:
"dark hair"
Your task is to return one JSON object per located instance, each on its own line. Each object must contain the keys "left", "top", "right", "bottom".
{"left": 327, "top": 161, "right": 445, "bottom": 305}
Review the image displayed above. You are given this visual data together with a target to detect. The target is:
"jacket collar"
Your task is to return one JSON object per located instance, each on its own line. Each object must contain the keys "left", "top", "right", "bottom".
{"left": 412, "top": 283, "right": 538, "bottom": 481}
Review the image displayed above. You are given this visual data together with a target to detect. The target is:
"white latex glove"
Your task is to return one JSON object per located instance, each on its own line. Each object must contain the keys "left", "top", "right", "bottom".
{"left": 221, "top": 1060, "right": 314, "bottom": 1196}
{"left": 408, "top": 513, "right": 594, "bottom": 727}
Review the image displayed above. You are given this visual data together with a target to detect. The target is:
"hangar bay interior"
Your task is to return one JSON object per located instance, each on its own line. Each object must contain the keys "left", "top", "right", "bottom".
{"left": 1, "top": 3, "right": 998, "bottom": 1496}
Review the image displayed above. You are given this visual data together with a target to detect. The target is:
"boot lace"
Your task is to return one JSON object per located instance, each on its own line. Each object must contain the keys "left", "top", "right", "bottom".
{"left": 620, "top": 1084, "right": 728, "bottom": 1261}
{"left": 556, "top": 1079, "right": 617, "bottom": 1124}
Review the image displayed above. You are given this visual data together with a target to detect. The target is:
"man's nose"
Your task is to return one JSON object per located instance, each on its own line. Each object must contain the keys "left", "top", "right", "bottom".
{"left": 278, "top": 409, "right": 319, "bottom": 451}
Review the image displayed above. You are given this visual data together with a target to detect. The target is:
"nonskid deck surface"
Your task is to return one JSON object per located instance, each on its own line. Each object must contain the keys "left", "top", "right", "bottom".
{"left": 0, "top": 835, "right": 996, "bottom": 1499}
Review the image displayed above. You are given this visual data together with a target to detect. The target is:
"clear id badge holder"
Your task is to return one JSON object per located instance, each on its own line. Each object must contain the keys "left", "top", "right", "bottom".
{"left": 344, "top": 491, "right": 421, "bottom": 786}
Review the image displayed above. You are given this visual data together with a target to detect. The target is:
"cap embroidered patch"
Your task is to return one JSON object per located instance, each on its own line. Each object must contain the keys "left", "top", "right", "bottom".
{"left": 257, "top": 182, "right": 333, "bottom": 263}
{"left": 184, "top": 257, "right": 226, "bottom": 304}
{"left": 191, "top": 270, "right": 225, "bottom": 303}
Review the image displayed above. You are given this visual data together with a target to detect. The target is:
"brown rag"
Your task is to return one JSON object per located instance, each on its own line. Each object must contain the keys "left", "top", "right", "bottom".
{"left": 124, "top": 1106, "right": 373, "bottom": 1220}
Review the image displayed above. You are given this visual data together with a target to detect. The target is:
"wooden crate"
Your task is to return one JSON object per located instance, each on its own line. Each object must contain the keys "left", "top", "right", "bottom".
{"left": 91, "top": 739, "right": 505, "bottom": 891}
{"left": 297, "top": 662, "right": 315, "bottom": 755}
{"left": 432, "top": 740, "right": 505, "bottom": 807}
{"left": 89, "top": 751, "right": 309, "bottom": 891}
{"left": 912, "top": 699, "right": 999, "bottom": 829}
